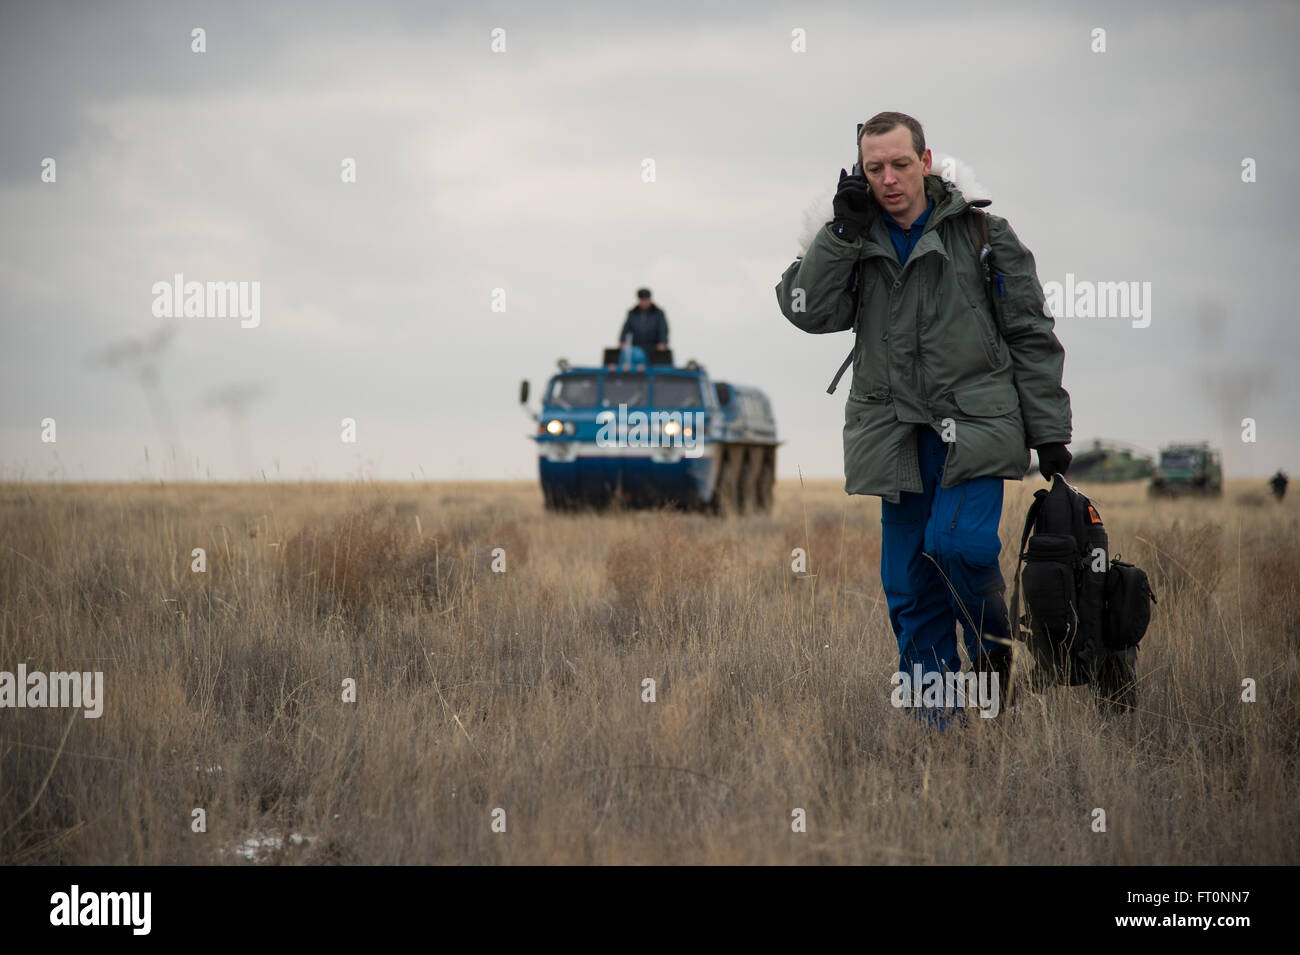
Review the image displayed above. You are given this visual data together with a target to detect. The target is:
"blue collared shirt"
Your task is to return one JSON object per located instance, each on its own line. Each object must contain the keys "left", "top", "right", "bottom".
{"left": 884, "top": 198, "right": 934, "bottom": 265}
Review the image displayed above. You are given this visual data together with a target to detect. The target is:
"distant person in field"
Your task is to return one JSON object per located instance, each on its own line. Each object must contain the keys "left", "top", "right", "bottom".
{"left": 620, "top": 288, "right": 668, "bottom": 351}
{"left": 1270, "top": 470, "right": 1288, "bottom": 501}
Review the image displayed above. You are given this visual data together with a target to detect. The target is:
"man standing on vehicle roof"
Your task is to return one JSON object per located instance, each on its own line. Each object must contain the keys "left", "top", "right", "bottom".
{"left": 775, "top": 112, "right": 1073, "bottom": 722}
{"left": 620, "top": 288, "right": 669, "bottom": 351}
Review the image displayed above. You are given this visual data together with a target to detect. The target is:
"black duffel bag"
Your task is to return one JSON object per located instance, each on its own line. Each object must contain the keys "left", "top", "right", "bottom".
{"left": 1010, "top": 476, "right": 1156, "bottom": 710}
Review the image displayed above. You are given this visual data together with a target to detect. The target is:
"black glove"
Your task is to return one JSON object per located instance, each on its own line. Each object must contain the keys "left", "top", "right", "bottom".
{"left": 830, "top": 168, "right": 873, "bottom": 242}
{"left": 1035, "top": 443, "right": 1072, "bottom": 480}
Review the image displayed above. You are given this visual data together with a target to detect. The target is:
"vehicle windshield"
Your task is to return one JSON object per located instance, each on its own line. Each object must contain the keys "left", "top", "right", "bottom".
{"left": 602, "top": 373, "right": 648, "bottom": 408}
{"left": 548, "top": 374, "right": 598, "bottom": 409}
{"left": 653, "top": 375, "right": 703, "bottom": 408}
{"left": 1161, "top": 453, "right": 1199, "bottom": 470}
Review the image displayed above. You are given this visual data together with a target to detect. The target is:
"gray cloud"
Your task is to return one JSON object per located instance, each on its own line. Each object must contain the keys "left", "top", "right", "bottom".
{"left": 2, "top": 0, "right": 1297, "bottom": 481}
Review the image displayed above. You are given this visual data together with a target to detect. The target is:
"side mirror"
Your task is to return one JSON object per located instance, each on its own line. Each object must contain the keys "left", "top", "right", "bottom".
{"left": 715, "top": 382, "right": 732, "bottom": 406}
{"left": 519, "top": 380, "right": 530, "bottom": 405}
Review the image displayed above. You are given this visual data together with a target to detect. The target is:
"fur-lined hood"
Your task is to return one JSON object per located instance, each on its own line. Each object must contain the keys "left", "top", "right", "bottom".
{"left": 794, "top": 152, "right": 991, "bottom": 256}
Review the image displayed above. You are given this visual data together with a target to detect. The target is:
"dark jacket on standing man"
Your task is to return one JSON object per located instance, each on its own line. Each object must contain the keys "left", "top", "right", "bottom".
{"left": 620, "top": 305, "right": 669, "bottom": 349}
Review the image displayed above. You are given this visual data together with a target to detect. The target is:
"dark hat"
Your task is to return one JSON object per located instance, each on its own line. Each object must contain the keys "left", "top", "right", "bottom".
{"left": 636, "top": 288, "right": 652, "bottom": 299}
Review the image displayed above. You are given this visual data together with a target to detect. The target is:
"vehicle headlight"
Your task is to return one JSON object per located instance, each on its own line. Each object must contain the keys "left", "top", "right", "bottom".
{"left": 546, "top": 419, "right": 564, "bottom": 435}
{"left": 662, "top": 420, "right": 680, "bottom": 437}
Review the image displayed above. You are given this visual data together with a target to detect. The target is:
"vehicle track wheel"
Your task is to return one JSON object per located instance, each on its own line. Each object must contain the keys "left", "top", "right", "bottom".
{"left": 738, "top": 446, "right": 759, "bottom": 515}
{"left": 756, "top": 449, "right": 775, "bottom": 513}
{"left": 713, "top": 446, "right": 738, "bottom": 516}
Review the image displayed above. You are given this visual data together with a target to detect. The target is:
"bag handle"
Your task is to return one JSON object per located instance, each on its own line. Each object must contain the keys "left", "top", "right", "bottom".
{"left": 1008, "top": 488, "right": 1045, "bottom": 640}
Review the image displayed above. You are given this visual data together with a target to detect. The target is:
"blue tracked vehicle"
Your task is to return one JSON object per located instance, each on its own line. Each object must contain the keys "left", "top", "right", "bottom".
{"left": 520, "top": 344, "right": 779, "bottom": 514}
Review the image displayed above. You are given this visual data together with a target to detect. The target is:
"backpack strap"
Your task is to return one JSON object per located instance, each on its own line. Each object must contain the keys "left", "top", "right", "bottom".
{"left": 827, "top": 347, "right": 855, "bottom": 395}
{"left": 965, "top": 207, "right": 1001, "bottom": 324}
{"left": 826, "top": 260, "right": 865, "bottom": 394}
{"left": 1008, "top": 489, "right": 1046, "bottom": 640}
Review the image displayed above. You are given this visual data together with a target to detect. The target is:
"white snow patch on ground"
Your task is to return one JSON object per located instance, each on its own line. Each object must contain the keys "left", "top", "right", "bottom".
{"left": 217, "top": 830, "right": 313, "bottom": 863}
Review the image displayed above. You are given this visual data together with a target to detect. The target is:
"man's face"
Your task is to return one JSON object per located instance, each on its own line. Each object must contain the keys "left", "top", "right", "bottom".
{"left": 859, "top": 125, "right": 932, "bottom": 226}
{"left": 637, "top": 296, "right": 651, "bottom": 310}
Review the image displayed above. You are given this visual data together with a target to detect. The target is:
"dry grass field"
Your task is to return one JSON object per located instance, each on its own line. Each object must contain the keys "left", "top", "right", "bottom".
{"left": 1, "top": 476, "right": 1296, "bottom": 864}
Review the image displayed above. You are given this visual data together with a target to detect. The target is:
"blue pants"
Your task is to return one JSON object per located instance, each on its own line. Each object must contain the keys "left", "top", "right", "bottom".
{"left": 881, "top": 426, "right": 1012, "bottom": 679}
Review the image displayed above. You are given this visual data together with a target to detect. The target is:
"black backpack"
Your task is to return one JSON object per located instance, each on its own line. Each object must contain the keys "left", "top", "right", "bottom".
{"left": 1009, "top": 476, "right": 1157, "bottom": 711}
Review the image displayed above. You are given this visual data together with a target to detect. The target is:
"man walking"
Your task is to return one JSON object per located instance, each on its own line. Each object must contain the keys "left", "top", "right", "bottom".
{"left": 775, "top": 112, "right": 1073, "bottom": 721}
{"left": 620, "top": 288, "right": 669, "bottom": 351}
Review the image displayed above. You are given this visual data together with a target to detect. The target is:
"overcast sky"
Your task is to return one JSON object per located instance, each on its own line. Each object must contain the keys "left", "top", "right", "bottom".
{"left": 2, "top": 0, "right": 1297, "bottom": 482}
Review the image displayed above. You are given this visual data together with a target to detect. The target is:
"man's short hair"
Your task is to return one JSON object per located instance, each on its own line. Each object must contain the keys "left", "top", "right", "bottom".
{"left": 636, "top": 288, "right": 652, "bottom": 299}
{"left": 858, "top": 111, "right": 926, "bottom": 159}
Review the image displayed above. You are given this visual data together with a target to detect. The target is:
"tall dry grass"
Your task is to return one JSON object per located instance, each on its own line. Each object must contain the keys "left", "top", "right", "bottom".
{"left": 0, "top": 478, "right": 1296, "bottom": 864}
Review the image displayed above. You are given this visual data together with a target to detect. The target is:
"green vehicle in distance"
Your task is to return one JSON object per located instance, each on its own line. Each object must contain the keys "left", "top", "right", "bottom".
{"left": 1068, "top": 440, "right": 1156, "bottom": 483}
{"left": 1148, "top": 442, "right": 1223, "bottom": 497}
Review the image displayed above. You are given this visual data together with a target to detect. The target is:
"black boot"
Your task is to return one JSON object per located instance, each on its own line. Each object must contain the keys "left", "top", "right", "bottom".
{"left": 973, "top": 649, "right": 1016, "bottom": 713}
{"left": 1093, "top": 648, "right": 1138, "bottom": 714}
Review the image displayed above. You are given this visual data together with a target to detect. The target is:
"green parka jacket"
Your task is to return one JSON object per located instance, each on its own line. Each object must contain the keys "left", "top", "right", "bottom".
{"left": 775, "top": 174, "right": 1071, "bottom": 503}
